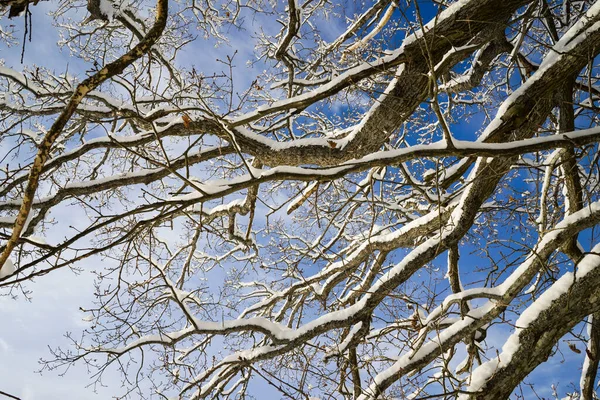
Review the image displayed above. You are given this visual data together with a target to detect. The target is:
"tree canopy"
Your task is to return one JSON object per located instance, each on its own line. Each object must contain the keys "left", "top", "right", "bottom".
{"left": 1, "top": 0, "right": 600, "bottom": 399}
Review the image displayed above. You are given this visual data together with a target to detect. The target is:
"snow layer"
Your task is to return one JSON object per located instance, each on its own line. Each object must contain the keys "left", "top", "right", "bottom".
{"left": 462, "top": 243, "right": 600, "bottom": 397}
{"left": 0, "top": 258, "right": 15, "bottom": 279}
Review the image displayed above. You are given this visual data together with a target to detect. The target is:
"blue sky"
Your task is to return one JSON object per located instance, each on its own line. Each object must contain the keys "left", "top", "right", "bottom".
{"left": 0, "top": 3, "right": 115, "bottom": 398}
{"left": 1, "top": 1, "right": 599, "bottom": 399}
{"left": 0, "top": 2, "right": 312, "bottom": 398}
